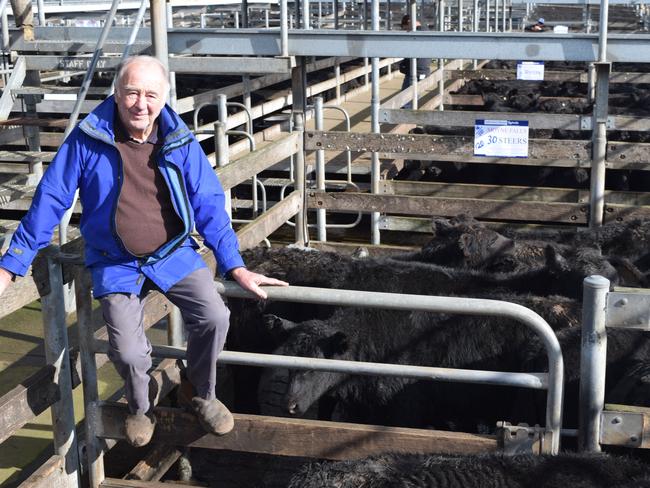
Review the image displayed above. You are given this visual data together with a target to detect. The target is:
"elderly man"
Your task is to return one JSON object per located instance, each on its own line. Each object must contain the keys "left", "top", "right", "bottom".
{"left": 0, "top": 55, "right": 287, "bottom": 446}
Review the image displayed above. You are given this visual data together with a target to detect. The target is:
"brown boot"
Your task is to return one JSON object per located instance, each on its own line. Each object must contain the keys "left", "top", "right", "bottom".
{"left": 177, "top": 377, "right": 234, "bottom": 436}
{"left": 191, "top": 397, "right": 234, "bottom": 436}
{"left": 124, "top": 412, "right": 156, "bottom": 447}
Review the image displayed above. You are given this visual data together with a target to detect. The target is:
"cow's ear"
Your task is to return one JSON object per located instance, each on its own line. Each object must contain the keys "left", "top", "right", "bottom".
{"left": 263, "top": 314, "right": 297, "bottom": 333}
{"left": 320, "top": 331, "right": 349, "bottom": 358}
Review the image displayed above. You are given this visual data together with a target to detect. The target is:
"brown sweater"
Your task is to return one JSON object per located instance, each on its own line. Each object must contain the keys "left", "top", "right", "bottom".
{"left": 114, "top": 114, "right": 184, "bottom": 257}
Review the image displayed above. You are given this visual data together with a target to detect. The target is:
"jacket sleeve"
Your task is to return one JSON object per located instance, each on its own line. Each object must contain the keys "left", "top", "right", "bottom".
{"left": 0, "top": 128, "right": 85, "bottom": 276}
{"left": 182, "top": 138, "right": 244, "bottom": 276}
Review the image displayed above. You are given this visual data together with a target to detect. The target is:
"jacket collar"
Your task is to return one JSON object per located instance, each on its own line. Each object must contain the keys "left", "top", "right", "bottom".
{"left": 78, "top": 95, "right": 193, "bottom": 154}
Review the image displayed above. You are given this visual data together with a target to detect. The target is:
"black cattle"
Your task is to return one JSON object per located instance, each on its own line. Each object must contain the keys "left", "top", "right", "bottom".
{"left": 404, "top": 215, "right": 650, "bottom": 287}
{"left": 240, "top": 244, "right": 618, "bottom": 300}
{"left": 256, "top": 292, "right": 580, "bottom": 431}
{"left": 288, "top": 452, "right": 650, "bottom": 488}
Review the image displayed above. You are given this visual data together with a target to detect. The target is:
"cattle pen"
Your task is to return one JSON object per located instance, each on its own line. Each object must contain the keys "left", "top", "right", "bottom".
{"left": 2, "top": 0, "right": 650, "bottom": 486}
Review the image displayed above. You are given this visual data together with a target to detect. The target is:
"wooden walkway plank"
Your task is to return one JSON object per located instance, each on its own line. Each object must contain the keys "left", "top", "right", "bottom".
{"left": 94, "top": 403, "right": 497, "bottom": 460}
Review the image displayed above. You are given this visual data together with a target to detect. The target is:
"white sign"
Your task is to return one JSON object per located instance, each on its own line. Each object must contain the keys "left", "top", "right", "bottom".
{"left": 474, "top": 120, "right": 529, "bottom": 158}
{"left": 516, "top": 61, "right": 544, "bottom": 81}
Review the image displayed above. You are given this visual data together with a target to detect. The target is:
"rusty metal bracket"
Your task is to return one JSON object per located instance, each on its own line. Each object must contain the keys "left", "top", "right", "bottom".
{"left": 497, "top": 422, "right": 553, "bottom": 455}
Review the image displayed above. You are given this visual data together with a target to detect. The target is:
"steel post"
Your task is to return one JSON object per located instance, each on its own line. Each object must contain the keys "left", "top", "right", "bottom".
{"left": 314, "top": 97, "right": 327, "bottom": 241}
{"left": 291, "top": 58, "right": 307, "bottom": 245}
{"left": 334, "top": 0, "right": 339, "bottom": 28}
{"left": 36, "top": 0, "right": 44, "bottom": 25}
{"left": 578, "top": 275, "right": 610, "bottom": 452}
{"left": 150, "top": 0, "right": 169, "bottom": 70}
{"left": 303, "top": 0, "right": 310, "bottom": 28}
{"left": 589, "top": 62, "right": 610, "bottom": 227}
{"left": 370, "top": 0, "right": 380, "bottom": 245}
{"left": 242, "top": 0, "right": 249, "bottom": 27}
{"left": 334, "top": 60, "right": 341, "bottom": 103}
{"left": 215, "top": 121, "right": 232, "bottom": 218}
{"left": 438, "top": 0, "right": 445, "bottom": 111}
{"left": 42, "top": 251, "right": 79, "bottom": 487}
{"left": 409, "top": 0, "right": 417, "bottom": 109}
{"left": 75, "top": 267, "right": 104, "bottom": 488}
{"left": 166, "top": 1, "right": 177, "bottom": 109}
{"left": 280, "top": 0, "right": 288, "bottom": 56}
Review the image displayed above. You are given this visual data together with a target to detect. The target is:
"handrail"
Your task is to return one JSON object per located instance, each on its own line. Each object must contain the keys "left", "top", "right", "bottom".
{"left": 58, "top": 0, "right": 120, "bottom": 247}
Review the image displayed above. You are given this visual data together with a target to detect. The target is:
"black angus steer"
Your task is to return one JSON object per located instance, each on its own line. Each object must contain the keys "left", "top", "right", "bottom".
{"left": 257, "top": 293, "right": 580, "bottom": 431}
{"left": 240, "top": 245, "right": 618, "bottom": 300}
{"left": 287, "top": 452, "right": 650, "bottom": 488}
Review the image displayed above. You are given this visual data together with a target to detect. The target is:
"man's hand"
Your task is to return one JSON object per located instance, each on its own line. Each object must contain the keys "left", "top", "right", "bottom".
{"left": 229, "top": 267, "right": 288, "bottom": 300}
{"left": 0, "top": 268, "right": 13, "bottom": 296}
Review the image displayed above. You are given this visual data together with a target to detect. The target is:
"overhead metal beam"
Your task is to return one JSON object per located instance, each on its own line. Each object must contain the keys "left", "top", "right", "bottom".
{"left": 23, "top": 55, "right": 294, "bottom": 74}
{"left": 17, "top": 28, "right": 650, "bottom": 62}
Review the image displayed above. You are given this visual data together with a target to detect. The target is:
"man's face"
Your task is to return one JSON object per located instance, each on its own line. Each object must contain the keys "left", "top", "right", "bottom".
{"left": 115, "top": 60, "right": 168, "bottom": 140}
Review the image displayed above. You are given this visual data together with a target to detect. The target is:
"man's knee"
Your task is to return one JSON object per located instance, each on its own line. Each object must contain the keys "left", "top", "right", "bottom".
{"left": 110, "top": 343, "right": 152, "bottom": 371}
{"left": 197, "top": 301, "right": 230, "bottom": 333}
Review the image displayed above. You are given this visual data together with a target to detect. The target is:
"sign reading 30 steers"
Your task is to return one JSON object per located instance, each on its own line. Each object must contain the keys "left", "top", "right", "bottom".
{"left": 474, "top": 119, "right": 529, "bottom": 158}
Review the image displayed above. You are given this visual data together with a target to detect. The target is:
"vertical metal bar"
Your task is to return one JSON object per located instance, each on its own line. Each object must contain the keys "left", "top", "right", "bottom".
{"left": 318, "top": 0, "right": 322, "bottom": 27}
{"left": 75, "top": 267, "right": 104, "bottom": 488}
{"left": 150, "top": 0, "right": 169, "bottom": 70}
{"left": 334, "top": 60, "right": 341, "bottom": 103}
{"left": 302, "top": 0, "right": 310, "bottom": 28}
{"left": 291, "top": 59, "right": 307, "bottom": 246}
{"left": 215, "top": 121, "right": 232, "bottom": 219}
{"left": 1, "top": 7, "right": 9, "bottom": 87}
{"left": 363, "top": 0, "right": 369, "bottom": 29}
{"left": 494, "top": 0, "right": 498, "bottom": 31}
{"left": 166, "top": 1, "right": 177, "bottom": 109}
{"left": 587, "top": 63, "right": 596, "bottom": 103}
{"left": 234, "top": 10, "right": 240, "bottom": 28}
{"left": 242, "top": 0, "right": 249, "bottom": 27}
{"left": 265, "top": 8, "right": 269, "bottom": 27}
{"left": 280, "top": 0, "right": 288, "bottom": 56}
{"left": 36, "top": 0, "right": 44, "bottom": 25}
{"left": 168, "top": 307, "right": 184, "bottom": 347}
{"left": 42, "top": 252, "right": 79, "bottom": 487}
{"left": 386, "top": 0, "right": 391, "bottom": 29}
{"left": 458, "top": 0, "right": 463, "bottom": 32}
{"left": 314, "top": 97, "right": 327, "bottom": 241}
{"left": 370, "top": 0, "right": 380, "bottom": 245}
{"left": 409, "top": 0, "right": 417, "bottom": 109}
{"left": 438, "top": 0, "right": 445, "bottom": 111}
{"left": 486, "top": 0, "right": 490, "bottom": 31}
{"left": 501, "top": 0, "right": 505, "bottom": 32}
{"left": 578, "top": 275, "right": 610, "bottom": 452}
{"left": 472, "top": 0, "right": 478, "bottom": 68}
{"left": 589, "top": 62, "right": 610, "bottom": 227}
{"left": 334, "top": 0, "right": 339, "bottom": 28}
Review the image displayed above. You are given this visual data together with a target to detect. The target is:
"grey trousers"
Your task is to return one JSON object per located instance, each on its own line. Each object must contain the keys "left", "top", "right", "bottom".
{"left": 99, "top": 267, "right": 230, "bottom": 415}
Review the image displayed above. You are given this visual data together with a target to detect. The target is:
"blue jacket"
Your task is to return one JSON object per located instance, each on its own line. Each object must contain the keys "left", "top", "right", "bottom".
{"left": 0, "top": 96, "right": 244, "bottom": 297}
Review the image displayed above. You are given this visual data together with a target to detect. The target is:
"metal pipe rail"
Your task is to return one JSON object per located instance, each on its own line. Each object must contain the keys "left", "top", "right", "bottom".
{"left": 94, "top": 281, "right": 564, "bottom": 453}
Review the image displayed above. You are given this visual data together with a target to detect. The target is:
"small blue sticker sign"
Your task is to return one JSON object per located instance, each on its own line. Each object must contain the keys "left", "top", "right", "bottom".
{"left": 474, "top": 119, "right": 529, "bottom": 158}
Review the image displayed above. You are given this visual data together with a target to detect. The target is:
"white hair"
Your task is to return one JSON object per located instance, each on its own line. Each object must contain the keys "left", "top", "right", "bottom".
{"left": 115, "top": 55, "right": 170, "bottom": 95}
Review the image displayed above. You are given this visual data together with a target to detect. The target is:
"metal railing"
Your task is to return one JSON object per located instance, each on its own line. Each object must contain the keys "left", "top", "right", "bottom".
{"left": 87, "top": 282, "right": 565, "bottom": 455}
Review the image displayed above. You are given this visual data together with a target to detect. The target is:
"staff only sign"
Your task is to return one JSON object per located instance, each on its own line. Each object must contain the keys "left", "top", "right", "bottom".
{"left": 474, "top": 119, "right": 529, "bottom": 158}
